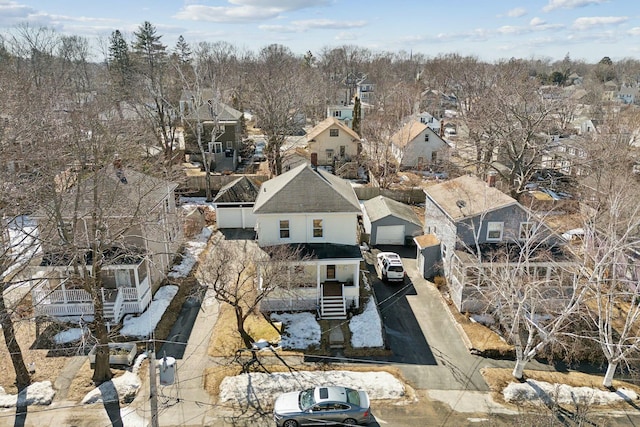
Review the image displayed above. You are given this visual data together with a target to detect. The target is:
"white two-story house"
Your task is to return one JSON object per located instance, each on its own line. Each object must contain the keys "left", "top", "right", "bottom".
{"left": 253, "top": 163, "right": 363, "bottom": 319}
{"left": 390, "top": 119, "right": 449, "bottom": 170}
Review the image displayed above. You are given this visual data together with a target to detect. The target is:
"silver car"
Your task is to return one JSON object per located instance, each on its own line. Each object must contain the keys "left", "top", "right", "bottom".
{"left": 273, "top": 386, "right": 371, "bottom": 426}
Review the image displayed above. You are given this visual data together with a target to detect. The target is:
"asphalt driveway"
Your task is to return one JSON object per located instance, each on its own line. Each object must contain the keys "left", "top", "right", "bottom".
{"left": 365, "top": 245, "right": 437, "bottom": 365}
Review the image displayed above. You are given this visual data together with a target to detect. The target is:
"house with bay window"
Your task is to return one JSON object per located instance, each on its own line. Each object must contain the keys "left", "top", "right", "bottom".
{"left": 253, "top": 163, "right": 363, "bottom": 319}
{"left": 421, "top": 174, "right": 576, "bottom": 313}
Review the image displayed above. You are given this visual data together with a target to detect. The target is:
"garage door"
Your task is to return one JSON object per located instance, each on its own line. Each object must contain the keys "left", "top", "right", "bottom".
{"left": 375, "top": 225, "right": 405, "bottom": 245}
{"left": 218, "top": 208, "right": 243, "bottom": 228}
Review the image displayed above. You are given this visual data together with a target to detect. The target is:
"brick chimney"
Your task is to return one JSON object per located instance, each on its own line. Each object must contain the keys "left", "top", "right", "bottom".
{"left": 311, "top": 152, "right": 318, "bottom": 169}
{"left": 487, "top": 171, "right": 497, "bottom": 188}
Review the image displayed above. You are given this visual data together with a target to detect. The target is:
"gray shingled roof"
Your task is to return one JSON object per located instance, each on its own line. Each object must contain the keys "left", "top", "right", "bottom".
{"left": 183, "top": 99, "right": 242, "bottom": 122}
{"left": 213, "top": 176, "right": 261, "bottom": 204}
{"left": 253, "top": 164, "right": 361, "bottom": 214}
{"left": 363, "top": 195, "right": 421, "bottom": 226}
{"left": 425, "top": 175, "right": 516, "bottom": 221}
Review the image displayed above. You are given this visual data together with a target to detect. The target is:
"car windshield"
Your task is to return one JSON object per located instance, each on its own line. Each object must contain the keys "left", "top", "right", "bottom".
{"left": 299, "top": 388, "right": 316, "bottom": 410}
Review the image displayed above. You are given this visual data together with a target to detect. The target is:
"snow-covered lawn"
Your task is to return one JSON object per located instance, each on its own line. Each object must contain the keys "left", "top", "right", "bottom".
{"left": 349, "top": 297, "right": 383, "bottom": 348}
{"left": 53, "top": 328, "right": 86, "bottom": 345}
{"left": 82, "top": 354, "right": 147, "bottom": 405}
{"left": 504, "top": 379, "right": 639, "bottom": 406}
{"left": 168, "top": 226, "right": 212, "bottom": 279}
{"left": 120, "top": 285, "right": 178, "bottom": 338}
{"left": 271, "top": 312, "right": 321, "bottom": 349}
{"left": 219, "top": 370, "right": 405, "bottom": 407}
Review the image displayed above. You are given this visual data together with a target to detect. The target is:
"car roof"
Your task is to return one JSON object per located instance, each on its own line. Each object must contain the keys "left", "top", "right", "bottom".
{"left": 314, "top": 386, "right": 350, "bottom": 403}
{"left": 378, "top": 252, "right": 403, "bottom": 262}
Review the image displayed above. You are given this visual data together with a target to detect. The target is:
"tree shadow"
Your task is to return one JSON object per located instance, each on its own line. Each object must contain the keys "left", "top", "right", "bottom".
{"left": 13, "top": 389, "right": 27, "bottom": 427}
{"left": 99, "top": 382, "right": 124, "bottom": 427}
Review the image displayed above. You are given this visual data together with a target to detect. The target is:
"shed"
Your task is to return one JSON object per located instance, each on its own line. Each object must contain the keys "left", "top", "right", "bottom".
{"left": 362, "top": 196, "right": 422, "bottom": 245}
{"left": 414, "top": 234, "right": 441, "bottom": 278}
{"left": 213, "top": 176, "right": 260, "bottom": 229}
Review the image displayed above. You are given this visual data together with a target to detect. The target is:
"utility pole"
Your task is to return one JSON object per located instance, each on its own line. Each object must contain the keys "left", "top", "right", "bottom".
{"left": 149, "top": 341, "right": 159, "bottom": 427}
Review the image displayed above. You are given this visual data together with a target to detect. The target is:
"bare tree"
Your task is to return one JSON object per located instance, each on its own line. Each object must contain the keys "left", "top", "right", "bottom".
{"left": 197, "top": 238, "right": 309, "bottom": 348}
{"left": 246, "top": 44, "right": 306, "bottom": 176}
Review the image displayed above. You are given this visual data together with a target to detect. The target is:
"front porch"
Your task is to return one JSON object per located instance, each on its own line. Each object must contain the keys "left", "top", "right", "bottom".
{"left": 31, "top": 259, "right": 153, "bottom": 324}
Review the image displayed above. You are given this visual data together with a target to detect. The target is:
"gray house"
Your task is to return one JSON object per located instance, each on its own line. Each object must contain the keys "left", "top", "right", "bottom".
{"left": 423, "top": 175, "right": 576, "bottom": 313}
{"left": 362, "top": 196, "right": 422, "bottom": 245}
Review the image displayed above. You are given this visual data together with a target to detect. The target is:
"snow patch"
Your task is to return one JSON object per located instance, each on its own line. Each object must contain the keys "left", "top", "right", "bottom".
{"left": 219, "top": 370, "right": 405, "bottom": 406}
{"left": 53, "top": 328, "right": 85, "bottom": 345}
{"left": 82, "top": 371, "right": 141, "bottom": 404}
{"left": 503, "top": 379, "right": 639, "bottom": 406}
{"left": 120, "top": 285, "right": 178, "bottom": 338}
{"left": 271, "top": 312, "right": 320, "bottom": 349}
{"left": 350, "top": 298, "right": 383, "bottom": 348}
{"left": 0, "top": 381, "right": 55, "bottom": 408}
{"left": 168, "top": 226, "right": 212, "bottom": 278}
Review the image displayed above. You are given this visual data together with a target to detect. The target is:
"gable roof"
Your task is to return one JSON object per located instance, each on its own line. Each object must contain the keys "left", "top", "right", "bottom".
{"left": 213, "top": 176, "right": 261, "bottom": 204}
{"left": 425, "top": 175, "right": 517, "bottom": 221}
{"left": 390, "top": 120, "right": 429, "bottom": 148}
{"left": 253, "top": 164, "right": 361, "bottom": 214}
{"left": 183, "top": 99, "right": 242, "bottom": 122}
{"left": 363, "top": 195, "right": 422, "bottom": 226}
{"left": 306, "top": 117, "right": 360, "bottom": 142}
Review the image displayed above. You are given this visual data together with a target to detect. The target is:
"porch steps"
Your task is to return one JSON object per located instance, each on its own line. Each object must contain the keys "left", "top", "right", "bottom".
{"left": 321, "top": 295, "right": 347, "bottom": 320}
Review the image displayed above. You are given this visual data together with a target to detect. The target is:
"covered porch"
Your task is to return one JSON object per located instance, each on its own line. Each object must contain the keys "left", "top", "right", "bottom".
{"left": 32, "top": 252, "right": 153, "bottom": 324}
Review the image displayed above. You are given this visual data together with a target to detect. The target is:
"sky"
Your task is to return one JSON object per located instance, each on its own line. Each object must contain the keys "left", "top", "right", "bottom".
{"left": 1, "top": 0, "right": 639, "bottom": 63}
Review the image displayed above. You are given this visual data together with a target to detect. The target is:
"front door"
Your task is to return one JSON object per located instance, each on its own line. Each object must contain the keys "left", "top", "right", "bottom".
{"left": 326, "top": 264, "right": 336, "bottom": 280}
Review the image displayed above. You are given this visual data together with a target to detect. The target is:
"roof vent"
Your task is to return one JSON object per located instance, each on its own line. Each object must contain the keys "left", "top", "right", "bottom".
{"left": 456, "top": 200, "right": 466, "bottom": 209}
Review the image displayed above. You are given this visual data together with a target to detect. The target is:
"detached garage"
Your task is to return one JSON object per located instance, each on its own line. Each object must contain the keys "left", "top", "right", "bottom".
{"left": 213, "top": 176, "right": 261, "bottom": 229}
{"left": 362, "top": 196, "right": 423, "bottom": 245}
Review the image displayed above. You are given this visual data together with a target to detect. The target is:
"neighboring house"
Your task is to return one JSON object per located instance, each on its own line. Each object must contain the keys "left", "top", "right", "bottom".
{"left": 327, "top": 104, "right": 355, "bottom": 128}
{"left": 618, "top": 85, "right": 640, "bottom": 104}
{"left": 422, "top": 175, "right": 575, "bottom": 313}
{"left": 416, "top": 111, "right": 442, "bottom": 134}
{"left": 181, "top": 89, "right": 244, "bottom": 172}
{"left": 213, "top": 176, "right": 261, "bottom": 229}
{"left": 362, "top": 196, "right": 422, "bottom": 245}
{"left": 390, "top": 119, "right": 449, "bottom": 170}
{"left": 306, "top": 117, "right": 361, "bottom": 167}
{"left": 579, "top": 119, "right": 600, "bottom": 135}
{"left": 31, "top": 165, "right": 182, "bottom": 325}
{"left": 414, "top": 234, "right": 441, "bottom": 279}
{"left": 356, "top": 75, "right": 375, "bottom": 105}
{"left": 540, "top": 134, "right": 588, "bottom": 176}
{"left": 253, "top": 163, "right": 363, "bottom": 319}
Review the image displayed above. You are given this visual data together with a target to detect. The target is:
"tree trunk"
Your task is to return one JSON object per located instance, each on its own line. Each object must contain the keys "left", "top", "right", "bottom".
{"left": 603, "top": 361, "right": 618, "bottom": 388}
{"left": 235, "top": 307, "right": 253, "bottom": 349}
{"left": 91, "top": 286, "right": 112, "bottom": 384}
{"left": 0, "top": 292, "right": 31, "bottom": 391}
{"left": 512, "top": 358, "right": 526, "bottom": 380}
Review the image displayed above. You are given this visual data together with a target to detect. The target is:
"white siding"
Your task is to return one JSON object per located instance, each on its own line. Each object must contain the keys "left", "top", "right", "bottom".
{"left": 257, "top": 212, "right": 358, "bottom": 247}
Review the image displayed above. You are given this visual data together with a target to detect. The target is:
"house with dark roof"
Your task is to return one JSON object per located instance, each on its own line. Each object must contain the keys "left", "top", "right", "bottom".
{"left": 390, "top": 119, "right": 449, "bottom": 170}
{"left": 213, "top": 176, "right": 261, "bottom": 229}
{"left": 362, "top": 196, "right": 422, "bottom": 245}
{"left": 30, "top": 165, "right": 182, "bottom": 325}
{"left": 306, "top": 117, "right": 361, "bottom": 167}
{"left": 253, "top": 164, "right": 363, "bottom": 319}
{"left": 422, "top": 175, "right": 576, "bottom": 313}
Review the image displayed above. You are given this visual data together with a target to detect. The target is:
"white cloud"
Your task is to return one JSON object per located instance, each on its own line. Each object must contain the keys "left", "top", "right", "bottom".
{"left": 572, "top": 16, "right": 628, "bottom": 30}
{"left": 335, "top": 31, "right": 358, "bottom": 41}
{"left": 628, "top": 27, "right": 640, "bottom": 36}
{"left": 543, "top": 0, "right": 608, "bottom": 12}
{"left": 260, "top": 19, "right": 366, "bottom": 33}
{"left": 174, "top": 0, "right": 330, "bottom": 23}
{"left": 507, "top": 8, "right": 527, "bottom": 18}
{"left": 530, "top": 17, "right": 546, "bottom": 27}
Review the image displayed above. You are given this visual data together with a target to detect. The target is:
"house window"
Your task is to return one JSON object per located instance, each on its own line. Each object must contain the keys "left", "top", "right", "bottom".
{"left": 424, "top": 133, "right": 430, "bottom": 142}
{"left": 425, "top": 226, "right": 437, "bottom": 234}
{"left": 330, "top": 129, "right": 339, "bottom": 137}
{"left": 226, "top": 141, "right": 233, "bottom": 149}
{"left": 326, "top": 265, "right": 336, "bottom": 280}
{"left": 486, "top": 222, "right": 504, "bottom": 241}
{"left": 279, "top": 220, "right": 290, "bottom": 239}
{"left": 519, "top": 222, "right": 535, "bottom": 240}
{"left": 339, "top": 146, "right": 346, "bottom": 157}
{"left": 334, "top": 110, "right": 341, "bottom": 117}
{"left": 313, "top": 219, "right": 323, "bottom": 238}
{"left": 326, "top": 149, "right": 334, "bottom": 160}
{"left": 431, "top": 151, "right": 437, "bottom": 162}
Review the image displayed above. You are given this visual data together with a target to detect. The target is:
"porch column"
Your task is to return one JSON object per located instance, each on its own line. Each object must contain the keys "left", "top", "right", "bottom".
{"left": 316, "top": 263, "right": 321, "bottom": 305}
{"left": 62, "top": 280, "right": 68, "bottom": 304}
{"left": 353, "top": 262, "right": 359, "bottom": 287}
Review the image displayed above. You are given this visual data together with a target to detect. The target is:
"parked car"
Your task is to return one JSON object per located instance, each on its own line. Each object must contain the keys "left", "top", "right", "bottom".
{"left": 375, "top": 252, "right": 406, "bottom": 283}
{"left": 273, "top": 386, "right": 371, "bottom": 427}
{"left": 253, "top": 141, "right": 267, "bottom": 162}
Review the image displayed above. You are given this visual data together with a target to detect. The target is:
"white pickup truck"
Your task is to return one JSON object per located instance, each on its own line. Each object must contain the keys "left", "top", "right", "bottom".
{"left": 375, "top": 252, "right": 406, "bottom": 283}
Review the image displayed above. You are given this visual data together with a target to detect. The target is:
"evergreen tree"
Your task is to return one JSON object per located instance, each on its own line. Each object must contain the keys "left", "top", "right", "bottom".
{"left": 132, "top": 21, "right": 167, "bottom": 80}
{"left": 352, "top": 96, "right": 362, "bottom": 135}
{"left": 174, "top": 35, "right": 192, "bottom": 64}
{"left": 108, "top": 29, "right": 132, "bottom": 90}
